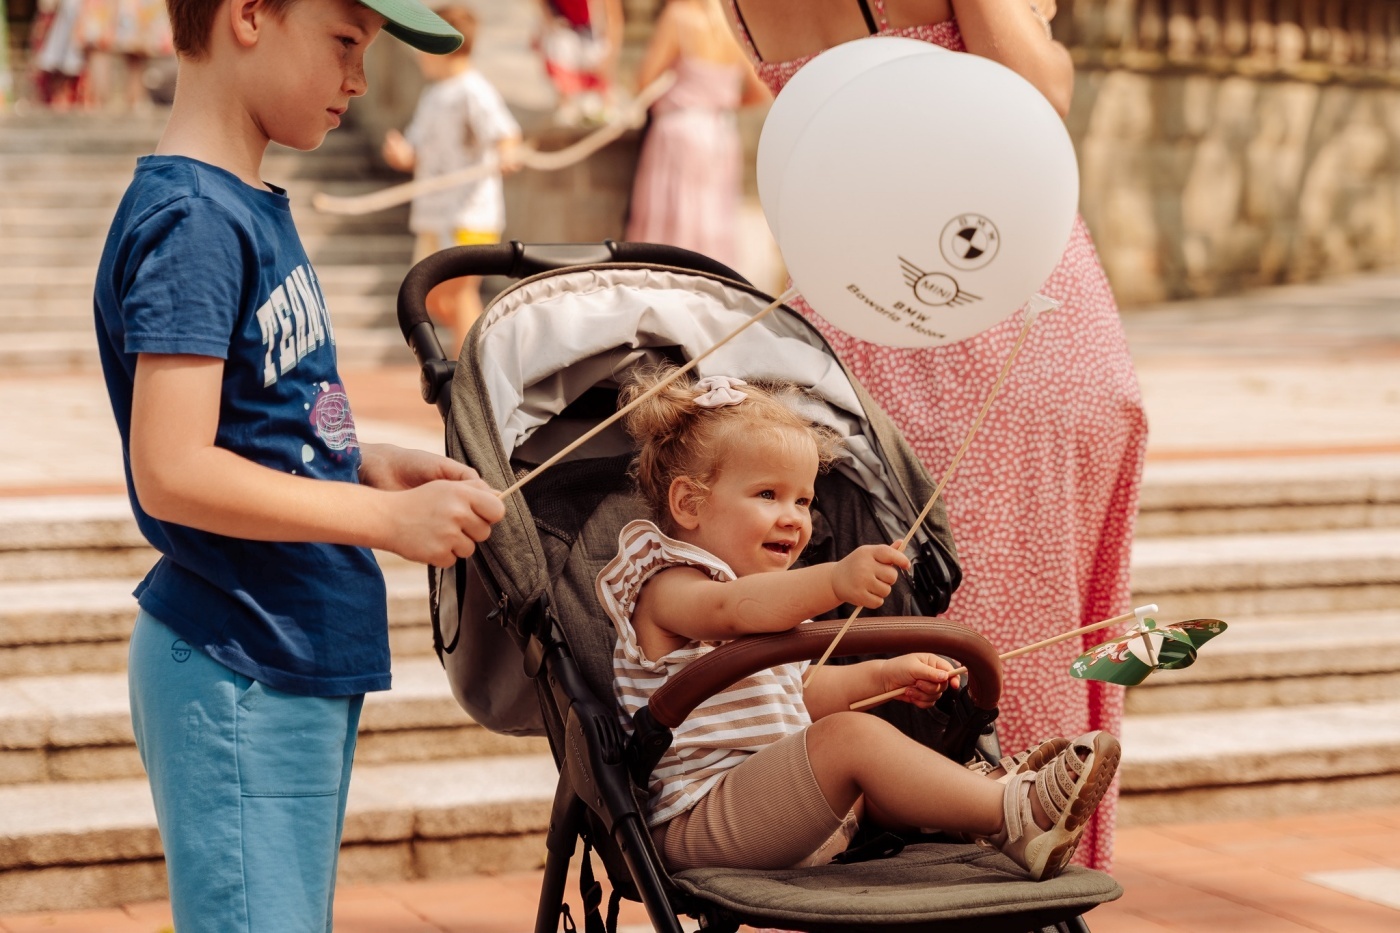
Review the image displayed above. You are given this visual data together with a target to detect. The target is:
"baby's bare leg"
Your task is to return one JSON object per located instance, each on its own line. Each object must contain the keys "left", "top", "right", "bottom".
{"left": 805, "top": 712, "right": 1007, "bottom": 837}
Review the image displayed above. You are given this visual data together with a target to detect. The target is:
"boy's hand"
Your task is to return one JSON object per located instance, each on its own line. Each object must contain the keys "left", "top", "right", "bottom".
{"left": 386, "top": 480, "right": 505, "bottom": 567}
{"left": 876, "top": 653, "right": 960, "bottom": 708}
{"left": 360, "top": 444, "right": 505, "bottom": 567}
{"left": 382, "top": 129, "right": 415, "bottom": 173}
{"left": 831, "top": 544, "right": 911, "bottom": 609}
{"left": 358, "top": 443, "right": 477, "bottom": 492}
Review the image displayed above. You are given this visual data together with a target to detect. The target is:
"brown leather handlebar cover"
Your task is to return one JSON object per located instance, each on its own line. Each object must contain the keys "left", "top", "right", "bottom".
{"left": 646, "top": 617, "right": 1001, "bottom": 728}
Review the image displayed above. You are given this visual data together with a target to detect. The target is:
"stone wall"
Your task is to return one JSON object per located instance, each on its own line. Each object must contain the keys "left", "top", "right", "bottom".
{"left": 1060, "top": 0, "right": 1400, "bottom": 303}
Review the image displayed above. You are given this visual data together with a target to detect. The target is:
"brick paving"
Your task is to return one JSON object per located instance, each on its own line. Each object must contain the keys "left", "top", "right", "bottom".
{"left": 3, "top": 805, "right": 1398, "bottom": 931}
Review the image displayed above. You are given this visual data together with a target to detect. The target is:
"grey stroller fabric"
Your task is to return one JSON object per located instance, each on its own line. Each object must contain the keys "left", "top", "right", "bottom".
{"left": 442, "top": 264, "right": 958, "bottom": 735}
{"left": 672, "top": 844, "right": 1122, "bottom": 929}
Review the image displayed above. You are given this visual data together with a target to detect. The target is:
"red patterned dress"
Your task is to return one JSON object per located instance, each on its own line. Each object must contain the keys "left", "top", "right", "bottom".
{"left": 729, "top": 0, "right": 1147, "bottom": 869}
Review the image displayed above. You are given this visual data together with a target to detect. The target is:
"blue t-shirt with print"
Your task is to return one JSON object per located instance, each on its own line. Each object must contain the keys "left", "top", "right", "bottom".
{"left": 94, "top": 155, "right": 389, "bottom": 697}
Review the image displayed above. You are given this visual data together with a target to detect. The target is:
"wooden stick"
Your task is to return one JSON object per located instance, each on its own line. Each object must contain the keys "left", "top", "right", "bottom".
{"left": 846, "top": 605, "right": 1157, "bottom": 710}
{"left": 803, "top": 307, "right": 1041, "bottom": 688}
{"left": 496, "top": 288, "right": 798, "bottom": 501}
{"left": 312, "top": 73, "right": 677, "bottom": 216}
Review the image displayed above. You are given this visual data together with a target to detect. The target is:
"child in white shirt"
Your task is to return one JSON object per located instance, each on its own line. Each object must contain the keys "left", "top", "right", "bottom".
{"left": 383, "top": 4, "right": 521, "bottom": 357}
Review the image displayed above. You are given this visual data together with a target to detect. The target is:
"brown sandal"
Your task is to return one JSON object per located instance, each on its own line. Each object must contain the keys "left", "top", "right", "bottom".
{"left": 965, "top": 735, "right": 1071, "bottom": 784}
{"left": 990, "top": 731, "right": 1121, "bottom": 880}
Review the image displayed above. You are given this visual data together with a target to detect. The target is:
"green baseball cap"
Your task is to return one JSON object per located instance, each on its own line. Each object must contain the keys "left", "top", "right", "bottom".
{"left": 359, "top": 0, "right": 463, "bottom": 54}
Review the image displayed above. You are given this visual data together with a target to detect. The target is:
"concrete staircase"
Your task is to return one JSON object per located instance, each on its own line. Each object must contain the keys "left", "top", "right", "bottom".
{"left": 0, "top": 495, "right": 555, "bottom": 912}
{"left": 3, "top": 455, "right": 1399, "bottom": 909}
{"left": 1120, "top": 455, "right": 1400, "bottom": 825}
{"left": 0, "top": 110, "right": 415, "bottom": 372}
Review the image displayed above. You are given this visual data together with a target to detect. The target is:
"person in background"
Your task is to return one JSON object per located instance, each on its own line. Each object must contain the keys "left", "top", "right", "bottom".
{"left": 535, "top": 0, "right": 623, "bottom": 125}
{"left": 382, "top": 4, "right": 523, "bottom": 359}
{"left": 31, "top": 0, "right": 88, "bottom": 109}
{"left": 721, "top": 0, "right": 1147, "bottom": 872}
{"left": 78, "top": 0, "right": 173, "bottom": 111}
{"left": 625, "top": 0, "right": 768, "bottom": 270}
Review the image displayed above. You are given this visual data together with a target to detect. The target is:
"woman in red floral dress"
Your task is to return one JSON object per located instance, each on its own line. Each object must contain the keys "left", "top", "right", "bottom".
{"left": 724, "top": 0, "right": 1147, "bottom": 870}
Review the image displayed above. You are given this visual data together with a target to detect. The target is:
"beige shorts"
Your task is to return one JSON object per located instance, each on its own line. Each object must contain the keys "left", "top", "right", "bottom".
{"left": 655, "top": 729, "right": 859, "bottom": 872}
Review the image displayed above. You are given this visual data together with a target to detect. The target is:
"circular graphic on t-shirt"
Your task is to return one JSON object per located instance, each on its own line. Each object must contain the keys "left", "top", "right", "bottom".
{"left": 309, "top": 383, "right": 358, "bottom": 452}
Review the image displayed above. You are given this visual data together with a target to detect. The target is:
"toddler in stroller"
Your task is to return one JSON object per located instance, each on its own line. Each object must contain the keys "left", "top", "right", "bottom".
{"left": 598, "top": 367, "right": 1119, "bottom": 881}
{"left": 398, "top": 240, "right": 1125, "bottom": 933}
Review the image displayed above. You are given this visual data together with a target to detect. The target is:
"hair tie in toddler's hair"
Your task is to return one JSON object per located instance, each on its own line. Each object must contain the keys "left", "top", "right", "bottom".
{"left": 692, "top": 376, "right": 748, "bottom": 409}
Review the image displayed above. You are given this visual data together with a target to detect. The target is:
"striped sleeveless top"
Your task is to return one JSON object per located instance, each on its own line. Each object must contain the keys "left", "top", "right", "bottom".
{"left": 596, "top": 519, "right": 812, "bottom": 826}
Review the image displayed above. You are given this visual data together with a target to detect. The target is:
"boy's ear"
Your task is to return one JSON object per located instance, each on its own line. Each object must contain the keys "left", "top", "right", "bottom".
{"left": 668, "top": 477, "right": 704, "bottom": 531}
{"left": 229, "top": 0, "right": 268, "bottom": 48}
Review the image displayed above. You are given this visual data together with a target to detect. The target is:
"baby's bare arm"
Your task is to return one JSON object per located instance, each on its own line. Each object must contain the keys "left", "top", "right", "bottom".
{"left": 635, "top": 563, "right": 840, "bottom": 646}
{"left": 130, "top": 354, "right": 502, "bottom": 566}
{"left": 634, "top": 544, "right": 912, "bottom": 645}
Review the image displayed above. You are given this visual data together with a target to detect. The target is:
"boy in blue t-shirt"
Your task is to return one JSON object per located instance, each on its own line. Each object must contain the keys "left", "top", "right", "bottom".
{"left": 92, "top": 0, "right": 500, "bottom": 929}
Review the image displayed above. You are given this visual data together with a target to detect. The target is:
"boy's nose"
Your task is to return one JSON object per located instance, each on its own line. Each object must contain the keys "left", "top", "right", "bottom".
{"left": 345, "top": 62, "right": 368, "bottom": 97}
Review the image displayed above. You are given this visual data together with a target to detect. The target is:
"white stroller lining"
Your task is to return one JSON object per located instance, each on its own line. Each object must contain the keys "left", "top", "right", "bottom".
{"left": 475, "top": 266, "right": 934, "bottom": 552}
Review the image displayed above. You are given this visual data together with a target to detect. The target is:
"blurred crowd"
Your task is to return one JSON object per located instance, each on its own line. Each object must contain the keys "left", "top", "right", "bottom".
{"left": 28, "top": 0, "right": 174, "bottom": 111}
{"left": 15, "top": 0, "right": 763, "bottom": 289}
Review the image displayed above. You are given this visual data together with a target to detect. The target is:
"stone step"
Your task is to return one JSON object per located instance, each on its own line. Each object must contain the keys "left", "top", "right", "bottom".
{"left": 0, "top": 204, "right": 408, "bottom": 237}
{"left": 1137, "top": 454, "right": 1400, "bottom": 537}
{"left": 0, "top": 262, "right": 404, "bottom": 301}
{"left": 0, "top": 326, "right": 412, "bottom": 373}
{"left": 0, "top": 156, "right": 378, "bottom": 191}
{"left": 0, "top": 656, "right": 549, "bottom": 785}
{"left": 0, "top": 175, "right": 398, "bottom": 211}
{"left": 0, "top": 292, "right": 398, "bottom": 334}
{"left": 5, "top": 695, "right": 1396, "bottom": 911}
{"left": 0, "top": 570, "right": 434, "bottom": 678}
{"left": 1118, "top": 698, "right": 1400, "bottom": 826}
{"left": 0, "top": 752, "right": 558, "bottom": 912}
{"left": 0, "top": 233, "right": 413, "bottom": 268}
{"left": 1123, "top": 609, "right": 1400, "bottom": 714}
{"left": 0, "top": 115, "right": 368, "bottom": 156}
{"left": 1130, "top": 526, "right": 1400, "bottom": 618}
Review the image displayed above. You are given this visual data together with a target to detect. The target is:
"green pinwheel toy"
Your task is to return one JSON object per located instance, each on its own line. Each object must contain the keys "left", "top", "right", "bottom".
{"left": 1070, "top": 614, "right": 1227, "bottom": 686}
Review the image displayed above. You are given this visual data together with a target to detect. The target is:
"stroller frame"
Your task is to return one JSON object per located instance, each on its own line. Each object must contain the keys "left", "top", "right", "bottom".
{"left": 397, "top": 241, "right": 1120, "bottom": 933}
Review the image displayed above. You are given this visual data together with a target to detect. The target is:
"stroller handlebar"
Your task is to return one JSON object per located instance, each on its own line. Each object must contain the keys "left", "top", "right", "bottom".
{"left": 646, "top": 618, "right": 1002, "bottom": 729}
{"left": 396, "top": 241, "right": 751, "bottom": 413}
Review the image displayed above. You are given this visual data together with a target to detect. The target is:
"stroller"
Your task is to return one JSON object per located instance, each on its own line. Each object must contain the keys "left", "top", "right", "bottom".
{"left": 396, "top": 241, "right": 1123, "bottom": 933}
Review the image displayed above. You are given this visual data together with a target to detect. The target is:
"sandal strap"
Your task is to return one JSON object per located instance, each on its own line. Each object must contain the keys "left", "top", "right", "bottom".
{"left": 1035, "top": 741, "right": 1088, "bottom": 819}
{"left": 1001, "top": 771, "right": 1036, "bottom": 844}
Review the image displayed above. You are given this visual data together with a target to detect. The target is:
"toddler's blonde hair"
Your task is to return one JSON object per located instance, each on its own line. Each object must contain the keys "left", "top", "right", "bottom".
{"left": 621, "top": 366, "right": 842, "bottom": 530}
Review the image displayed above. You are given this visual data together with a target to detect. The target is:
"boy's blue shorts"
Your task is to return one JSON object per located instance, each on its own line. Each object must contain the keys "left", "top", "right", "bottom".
{"left": 128, "top": 610, "right": 364, "bottom": 933}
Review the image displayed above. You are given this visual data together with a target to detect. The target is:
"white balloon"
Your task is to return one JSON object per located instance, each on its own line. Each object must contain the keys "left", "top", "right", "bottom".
{"left": 770, "top": 50, "right": 1079, "bottom": 346}
{"left": 756, "top": 37, "right": 932, "bottom": 241}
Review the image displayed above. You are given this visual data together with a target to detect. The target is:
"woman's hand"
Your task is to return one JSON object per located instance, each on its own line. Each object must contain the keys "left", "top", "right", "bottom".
{"left": 876, "top": 653, "right": 961, "bottom": 708}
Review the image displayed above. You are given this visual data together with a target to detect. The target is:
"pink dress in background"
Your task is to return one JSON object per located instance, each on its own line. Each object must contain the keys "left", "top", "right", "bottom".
{"left": 626, "top": 56, "right": 745, "bottom": 269}
{"left": 731, "top": 3, "right": 1147, "bottom": 870}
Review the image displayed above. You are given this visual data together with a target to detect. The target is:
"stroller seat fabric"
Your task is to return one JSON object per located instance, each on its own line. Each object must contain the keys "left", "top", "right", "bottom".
{"left": 673, "top": 842, "right": 1121, "bottom": 933}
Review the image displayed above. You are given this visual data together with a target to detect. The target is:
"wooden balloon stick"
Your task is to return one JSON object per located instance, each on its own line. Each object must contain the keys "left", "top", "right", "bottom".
{"left": 803, "top": 304, "right": 1044, "bottom": 688}
{"left": 847, "top": 604, "right": 1158, "bottom": 711}
{"left": 497, "top": 287, "right": 799, "bottom": 501}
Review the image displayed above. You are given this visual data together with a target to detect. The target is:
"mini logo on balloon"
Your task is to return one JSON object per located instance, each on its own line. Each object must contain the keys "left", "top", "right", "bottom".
{"left": 940, "top": 214, "right": 1000, "bottom": 271}
{"left": 900, "top": 258, "right": 981, "bottom": 307}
